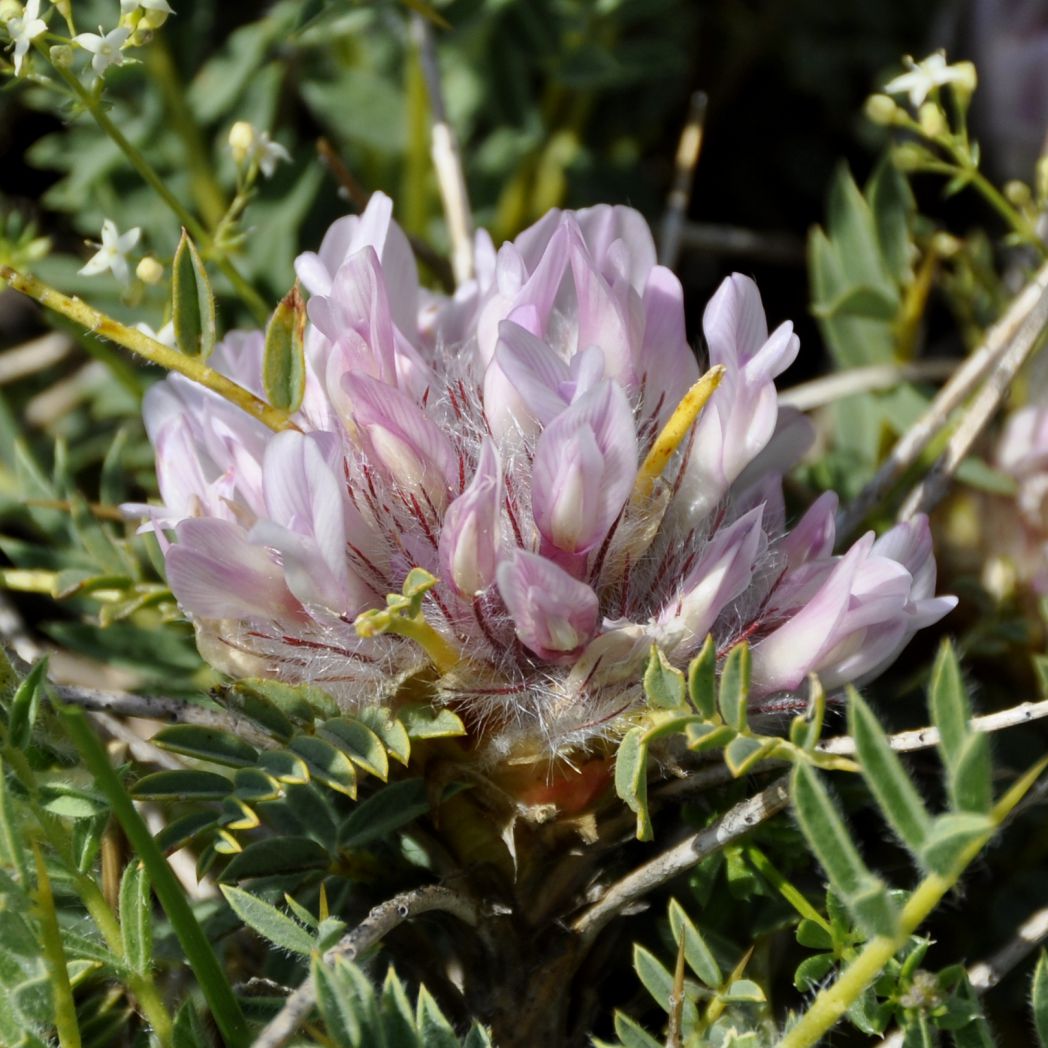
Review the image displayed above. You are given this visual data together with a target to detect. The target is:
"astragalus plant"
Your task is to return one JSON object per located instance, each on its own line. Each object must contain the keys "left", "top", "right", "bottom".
{"left": 0, "top": 6, "right": 1047, "bottom": 1048}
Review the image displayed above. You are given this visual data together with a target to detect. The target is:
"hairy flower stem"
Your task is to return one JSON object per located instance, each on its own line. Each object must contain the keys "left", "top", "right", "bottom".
{"left": 0, "top": 266, "right": 293, "bottom": 431}
{"left": 780, "top": 753, "right": 1048, "bottom": 1048}
{"left": 48, "top": 59, "right": 270, "bottom": 323}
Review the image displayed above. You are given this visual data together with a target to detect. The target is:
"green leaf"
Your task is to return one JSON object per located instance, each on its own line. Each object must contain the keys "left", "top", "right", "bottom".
{"left": 398, "top": 704, "right": 466, "bottom": 740}
{"left": 221, "top": 885, "right": 315, "bottom": 956}
{"left": 233, "top": 767, "right": 282, "bottom": 803}
{"left": 867, "top": 156, "right": 914, "bottom": 282}
{"left": 288, "top": 735, "right": 358, "bottom": 798}
{"left": 152, "top": 725, "right": 259, "bottom": 768}
{"left": 615, "top": 726, "right": 652, "bottom": 841}
{"left": 118, "top": 861, "right": 152, "bottom": 975}
{"left": 795, "top": 918, "right": 833, "bottom": 950}
{"left": 171, "top": 229, "right": 216, "bottom": 359}
{"left": 319, "top": 717, "right": 390, "bottom": 780}
{"left": 314, "top": 955, "right": 364, "bottom": 1046}
{"left": 848, "top": 690, "right": 930, "bottom": 853}
{"left": 232, "top": 678, "right": 335, "bottom": 724}
{"left": 131, "top": 769, "right": 232, "bottom": 801}
{"left": 804, "top": 953, "right": 848, "bottom": 1015}
{"left": 612, "top": 1012, "right": 663, "bottom": 1048}
{"left": 7, "top": 659, "right": 47, "bottom": 751}
{"left": 949, "top": 733, "right": 992, "bottom": 814}
{"left": 380, "top": 965, "right": 420, "bottom": 1048}
{"left": 724, "top": 735, "right": 775, "bottom": 777}
{"left": 930, "top": 640, "right": 970, "bottom": 768}
{"left": 339, "top": 779, "right": 431, "bottom": 849}
{"left": 1032, "top": 951, "right": 1048, "bottom": 1047}
{"left": 919, "top": 812, "right": 994, "bottom": 876}
{"left": 172, "top": 1000, "right": 211, "bottom": 1048}
{"left": 416, "top": 984, "right": 458, "bottom": 1048}
{"left": 357, "top": 705, "right": 411, "bottom": 766}
{"left": 791, "top": 763, "right": 896, "bottom": 937}
{"left": 633, "top": 943, "right": 675, "bottom": 1012}
{"left": 685, "top": 722, "right": 735, "bottom": 752}
{"left": 154, "top": 811, "right": 218, "bottom": 854}
{"left": 643, "top": 644, "right": 686, "bottom": 709}
{"left": 687, "top": 635, "right": 716, "bottom": 718}
{"left": 263, "top": 284, "right": 306, "bottom": 411}
{"left": 259, "top": 749, "right": 311, "bottom": 785}
{"left": 222, "top": 687, "right": 296, "bottom": 742}
{"left": 667, "top": 898, "right": 721, "bottom": 988}
{"left": 811, "top": 283, "right": 899, "bottom": 321}
{"left": 721, "top": 978, "right": 766, "bottom": 1003}
{"left": 220, "top": 836, "right": 330, "bottom": 882}
{"left": 718, "top": 643, "right": 750, "bottom": 731}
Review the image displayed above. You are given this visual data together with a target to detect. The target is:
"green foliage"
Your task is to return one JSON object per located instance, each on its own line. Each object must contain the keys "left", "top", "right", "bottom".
{"left": 313, "top": 957, "right": 492, "bottom": 1048}
{"left": 1033, "top": 951, "right": 1048, "bottom": 1048}
{"left": 263, "top": 284, "right": 307, "bottom": 412}
{"left": 171, "top": 229, "right": 217, "bottom": 359}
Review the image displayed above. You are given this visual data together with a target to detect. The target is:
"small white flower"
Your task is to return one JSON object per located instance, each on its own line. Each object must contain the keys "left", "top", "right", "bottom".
{"left": 120, "top": 0, "right": 174, "bottom": 13}
{"left": 79, "top": 218, "right": 140, "bottom": 287}
{"left": 883, "top": 51, "right": 976, "bottom": 109}
{"left": 6, "top": 0, "right": 47, "bottom": 76}
{"left": 228, "top": 121, "right": 290, "bottom": 178}
{"left": 73, "top": 25, "right": 131, "bottom": 78}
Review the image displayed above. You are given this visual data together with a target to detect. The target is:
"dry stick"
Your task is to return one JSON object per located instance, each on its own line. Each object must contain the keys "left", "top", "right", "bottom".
{"left": 658, "top": 91, "right": 708, "bottom": 271}
{"left": 897, "top": 277, "right": 1048, "bottom": 520}
{"left": 778, "top": 359, "right": 957, "bottom": 413}
{"left": 0, "top": 332, "right": 74, "bottom": 385}
{"left": 818, "top": 697, "right": 1048, "bottom": 755}
{"left": 51, "top": 684, "right": 273, "bottom": 748}
{"left": 836, "top": 256, "right": 1048, "bottom": 540}
{"left": 676, "top": 222, "right": 804, "bottom": 265}
{"left": 573, "top": 776, "right": 790, "bottom": 948}
{"left": 968, "top": 904, "right": 1048, "bottom": 991}
{"left": 412, "top": 14, "right": 474, "bottom": 287}
{"left": 315, "top": 138, "right": 455, "bottom": 292}
{"left": 251, "top": 885, "right": 480, "bottom": 1048}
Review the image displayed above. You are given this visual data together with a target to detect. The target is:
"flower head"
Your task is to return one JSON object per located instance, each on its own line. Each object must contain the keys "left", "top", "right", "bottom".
{"left": 133, "top": 195, "right": 956, "bottom": 760}
{"left": 73, "top": 25, "right": 131, "bottom": 78}
{"left": 883, "top": 51, "right": 978, "bottom": 109}
{"left": 6, "top": 0, "right": 47, "bottom": 76}
{"left": 227, "top": 120, "right": 290, "bottom": 178}
{"left": 79, "top": 218, "right": 140, "bottom": 287}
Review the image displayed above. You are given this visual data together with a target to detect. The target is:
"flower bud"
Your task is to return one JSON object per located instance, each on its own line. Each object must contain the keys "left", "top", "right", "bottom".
{"left": 864, "top": 93, "right": 901, "bottom": 126}
{"left": 917, "top": 101, "right": 946, "bottom": 139}
{"left": 228, "top": 121, "right": 256, "bottom": 166}
{"left": 930, "top": 231, "right": 961, "bottom": 258}
{"left": 950, "top": 60, "right": 977, "bottom": 103}
{"left": 48, "top": 43, "right": 75, "bottom": 68}
{"left": 136, "top": 255, "right": 163, "bottom": 285}
{"left": 891, "top": 142, "right": 927, "bottom": 172}
{"left": 1005, "top": 180, "right": 1032, "bottom": 208}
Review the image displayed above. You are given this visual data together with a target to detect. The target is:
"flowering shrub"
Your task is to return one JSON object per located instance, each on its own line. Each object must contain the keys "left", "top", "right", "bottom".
{"left": 139, "top": 195, "right": 955, "bottom": 761}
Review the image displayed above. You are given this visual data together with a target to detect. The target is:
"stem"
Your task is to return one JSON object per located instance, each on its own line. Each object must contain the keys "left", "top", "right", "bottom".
{"left": 51, "top": 62, "right": 270, "bottom": 323}
{"left": 32, "top": 841, "right": 82, "bottom": 1048}
{"left": 253, "top": 885, "right": 480, "bottom": 1048}
{"left": 59, "top": 706, "right": 251, "bottom": 1048}
{"left": 145, "top": 41, "right": 228, "bottom": 230}
{"left": 780, "top": 754, "right": 1048, "bottom": 1048}
{"left": 0, "top": 266, "right": 292, "bottom": 431}
{"left": 967, "top": 167, "right": 1047, "bottom": 255}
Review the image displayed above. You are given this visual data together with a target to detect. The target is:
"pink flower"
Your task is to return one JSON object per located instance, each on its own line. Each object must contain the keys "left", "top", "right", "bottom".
{"left": 132, "top": 193, "right": 955, "bottom": 754}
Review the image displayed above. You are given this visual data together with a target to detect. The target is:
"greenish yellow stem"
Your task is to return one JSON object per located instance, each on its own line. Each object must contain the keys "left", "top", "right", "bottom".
{"left": 780, "top": 754, "right": 1048, "bottom": 1048}
{"left": 145, "top": 42, "right": 228, "bottom": 230}
{"left": 355, "top": 608, "right": 461, "bottom": 674}
{"left": 632, "top": 365, "right": 725, "bottom": 502}
{"left": 32, "top": 841, "right": 82, "bottom": 1048}
{"left": 0, "top": 568, "right": 57, "bottom": 594}
{"left": 50, "top": 60, "right": 270, "bottom": 323}
{"left": 0, "top": 266, "right": 293, "bottom": 431}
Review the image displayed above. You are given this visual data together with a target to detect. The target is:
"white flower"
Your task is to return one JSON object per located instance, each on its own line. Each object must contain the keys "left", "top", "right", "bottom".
{"left": 883, "top": 51, "right": 977, "bottom": 109}
{"left": 79, "top": 218, "right": 140, "bottom": 287}
{"left": 227, "top": 121, "right": 290, "bottom": 178}
{"left": 120, "top": 0, "right": 174, "bottom": 12}
{"left": 6, "top": 0, "right": 47, "bottom": 76}
{"left": 73, "top": 25, "right": 131, "bottom": 78}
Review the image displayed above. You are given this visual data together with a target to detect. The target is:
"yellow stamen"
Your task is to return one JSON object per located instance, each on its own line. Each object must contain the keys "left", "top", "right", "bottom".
{"left": 632, "top": 364, "right": 725, "bottom": 502}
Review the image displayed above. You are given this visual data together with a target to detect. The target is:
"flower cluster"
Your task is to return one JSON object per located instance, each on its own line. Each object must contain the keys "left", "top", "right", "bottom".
{"left": 134, "top": 196, "right": 955, "bottom": 760}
